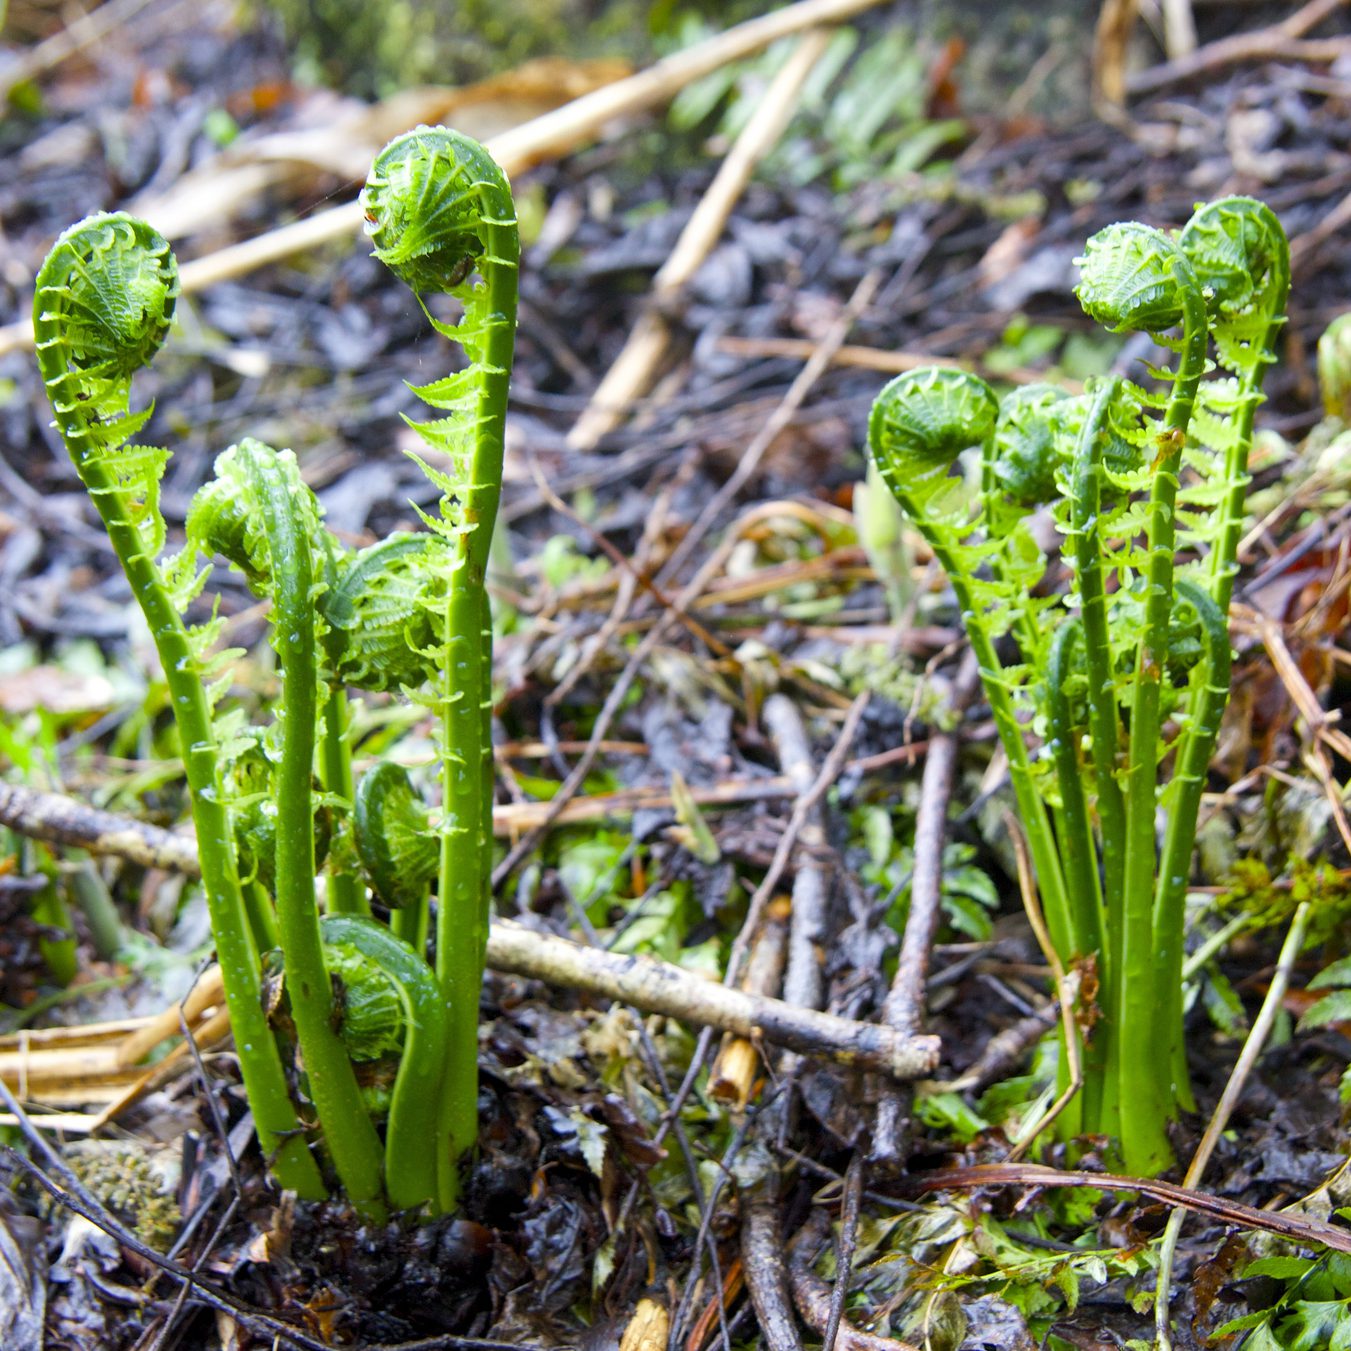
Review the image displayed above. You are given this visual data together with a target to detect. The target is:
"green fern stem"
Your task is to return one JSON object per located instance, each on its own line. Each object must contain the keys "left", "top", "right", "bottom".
{"left": 1145, "top": 200, "right": 1290, "bottom": 1119}
{"left": 32, "top": 216, "right": 324, "bottom": 1199}
{"left": 1182, "top": 196, "right": 1290, "bottom": 616}
{"left": 247, "top": 442, "right": 387, "bottom": 1216}
{"left": 1044, "top": 617, "right": 1108, "bottom": 1128}
{"left": 1065, "top": 379, "right": 1128, "bottom": 909}
{"left": 314, "top": 533, "right": 367, "bottom": 919}
{"left": 1150, "top": 580, "right": 1232, "bottom": 1112}
{"left": 320, "top": 687, "right": 366, "bottom": 916}
{"left": 1114, "top": 259, "right": 1208, "bottom": 1175}
{"left": 436, "top": 581, "right": 487, "bottom": 1211}
{"left": 320, "top": 916, "right": 448, "bottom": 1210}
{"left": 363, "top": 127, "right": 519, "bottom": 1212}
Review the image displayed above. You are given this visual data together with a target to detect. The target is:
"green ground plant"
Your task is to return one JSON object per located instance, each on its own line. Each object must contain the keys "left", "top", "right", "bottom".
{"left": 32, "top": 126, "right": 518, "bottom": 1216}
{"left": 867, "top": 197, "right": 1289, "bottom": 1175}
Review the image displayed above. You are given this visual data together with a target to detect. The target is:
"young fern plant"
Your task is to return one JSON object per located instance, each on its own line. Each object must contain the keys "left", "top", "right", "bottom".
{"left": 867, "top": 197, "right": 1288, "bottom": 1175}
{"left": 359, "top": 125, "right": 519, "bottom": 1210}
{"left": 32, "top": 126, "right": 519, "bottom": 1218}
{"left": 33, "top": 216, "right": 325, "bottom": 1204}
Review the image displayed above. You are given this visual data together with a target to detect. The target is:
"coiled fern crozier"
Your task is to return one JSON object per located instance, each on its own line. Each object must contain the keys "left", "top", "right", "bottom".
{"left": 868, "top": 198, "right": 1288, "bottom": 1175}
{"left": 33, "top": 127, "right": 518, "bottom": 1217}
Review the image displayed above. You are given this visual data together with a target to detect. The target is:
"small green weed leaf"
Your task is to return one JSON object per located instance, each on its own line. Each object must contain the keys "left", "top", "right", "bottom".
{"left": 915, "top": 1090, "right": 988, "bottom": 1142}
{"left": 1309, "top": 955, "right": 1351, "bottom": 989}
{"left": 1298, "top": 989, "right": 1351, "bottom": 1032}
{"left": 669, "top": 770, "right": 720, "bottom": 865}
{"left": 569, "top": 1108, "right": 607, "bottom": 1179}
{"left": 1287, "top": 1301, "right": 1351, "bottom": 1349}
{"left": 1244, "top": 1256, "right": 1318, "bottom": 1282}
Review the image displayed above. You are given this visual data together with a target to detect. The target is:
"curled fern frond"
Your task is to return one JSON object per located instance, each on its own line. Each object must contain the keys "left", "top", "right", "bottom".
{"left": 34, "top": 213, "right": 179, "bottom": 460}
{"left": 323, "top": 535, "right": 443, "bottom": 692}
{"left": 354, "top": 762, "right": 438, "bottom": 911}
{"left": 223, "top": 731, "right": 331, "bottom": 891}
{"left": 1179, "top": 196, "right": 1289, "bottom": 322}
{"left": 326, "top": 939, "right": 406, "bottom": 1062}
{"left": 185, "top": 438, "right": 329, "bottom": 600}
{"left": 994, "top": 384, "right": 1070, "bottom": 506}
{"left": 362, "top": 126, "right": 507, "bottom": 297}
{"left": 318, "top": 915, "right": 449, "bottom": 1211}
{"left": 868, "top": 368, "right": 999, "bottom": 501}
{"left": 1075, "top": 222, "right": 1198, "bottom": 335}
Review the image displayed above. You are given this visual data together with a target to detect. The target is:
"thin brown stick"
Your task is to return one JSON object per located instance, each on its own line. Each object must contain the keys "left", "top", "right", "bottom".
{"left": 763, "top": 695, "right": 833, "bottom": 1015}
{"left": 567, "top": 29, "right": 836, "bottom": 451}
{"left": 724, "top": 695, "right": 869, "bottom": 993}
{"left": 879, "top": 656, "right": 980, "bottom": 1039}
{"left": 906, "top": 1162, "right": 1351, "bottom": 1253}
{"left": 822, "top": 1157, "right": 865, "bottom": 1351}
{"left": 1127, "top": 0, "right": 1349, "bottom": 93}
{"left": 873, "top": 655, "right": 979, "bottom": 1166}
{"left": 654, "top": 271, "right": 883, "bottom": 589}
{"left": 741, "top": 1180, "right": 803, "bottom": 1351}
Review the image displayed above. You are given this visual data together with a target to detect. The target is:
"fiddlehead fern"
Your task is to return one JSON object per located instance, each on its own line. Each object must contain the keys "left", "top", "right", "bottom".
{"left": 34, "top": 218, "right": 324, "bottom": 1199}
{"left": 992, "top": 384, "right": 1068, "bottom": 508}
{"left": 190, "top": 438, "right": 386, "bottom": 1215}
{"left": 323, "top": 535, "right": 443, "bottom": 692}
{"left": 362, "top": 127, "right": 519, "bottom": 1210}
{"left": 222, "top": 730, "right": 331, "bottom": 894}
{"left": 869, "top": 370, "right": 1075, "bottom": 957}
{"left": 1076, "top": 220, "right": 1209, "bottom": 1173}
{"left": 354, "top": 762, "right": 439, "bottom": 917}
{"left": 1178, "top": 197, "right": 1289, "bottom": 609}
{"left": 319, "top": 916, "right": 448, "bottom": 1211}
{"left": 867, "top": 197, "right": 1284, "bottom": 1176}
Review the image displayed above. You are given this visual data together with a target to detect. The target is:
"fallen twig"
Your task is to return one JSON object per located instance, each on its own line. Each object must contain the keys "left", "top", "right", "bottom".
{"left": 0, "top": 781, "right": 199, "bottom": 876}
{"left": 906, "top": 1163, "right": 1351, "bottom": 1254}
{"left": 741, "top": 1177, "right": 803, "bottom": 1351}
{"left": 567, "top": 28, "right": 836, "bottom": 450}
{"left": 873, "top": 655, "right": 979, "bottom": 1167}
{"left": 1127, "top": 0, "right": 1349, "bottom": 93}
{"left": 490, "top": 919, "right": 937, "bottom": 1080}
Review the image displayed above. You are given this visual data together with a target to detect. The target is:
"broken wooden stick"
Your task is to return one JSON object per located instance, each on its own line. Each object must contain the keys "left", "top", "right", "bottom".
{"left": 566, "top": 27, "right": 836, "bottom": 451}
{"left": 0, "top": 783, "right": 940, "bottom": 1082}
{"left": 0, "top": 776, "right": 796, "bottom": 865}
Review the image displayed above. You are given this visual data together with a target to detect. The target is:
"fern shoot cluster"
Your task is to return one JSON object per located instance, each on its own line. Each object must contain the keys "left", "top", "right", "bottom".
{"left": 868, "top": 196, "right": 1289, "bottom": 1175}
{"left": 33, "top": 127, "right": 519, "bottom": 1216}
